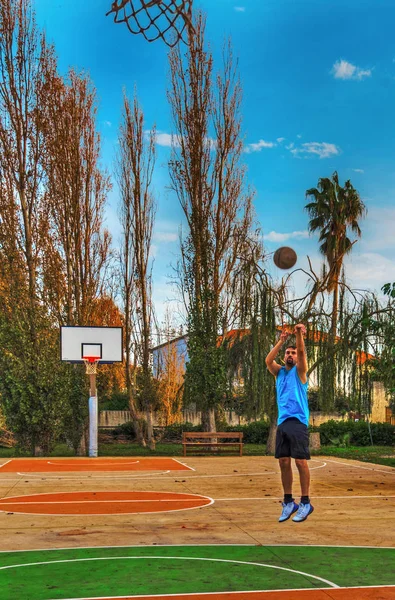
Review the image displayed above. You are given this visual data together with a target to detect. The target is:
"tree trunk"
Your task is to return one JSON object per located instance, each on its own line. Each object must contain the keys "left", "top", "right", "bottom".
{"left": 125, "top": 360, "right": 146, "bottom": 447}
{"left": 331, "top": 281, "right": 339, "bottom": 340}
{"left": 202, "top": 407, "right": 216, "bottom": 432}
{"left": 266, "top": 420, "right": 277, "bottom": 455}
{"left": 266, "top": 403, "right": 278, "bottom": 455}
{"left": 77, "top": 420, "right": 89, "bottom": 456}
{"left": 146, "top": 409, "right": 156, "bottom": 450}
{"left": 202, "top": 407, "right": 217, "bottom": 447}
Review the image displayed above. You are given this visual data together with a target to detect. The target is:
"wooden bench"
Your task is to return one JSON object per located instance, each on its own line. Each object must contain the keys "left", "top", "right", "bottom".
{"left": 182, "top": 432, "right": 244, "bottom": 456}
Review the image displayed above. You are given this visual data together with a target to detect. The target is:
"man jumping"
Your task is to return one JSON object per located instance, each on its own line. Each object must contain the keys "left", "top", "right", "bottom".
{"left": 265, "top": 323, "right": 314, "bottom": 523}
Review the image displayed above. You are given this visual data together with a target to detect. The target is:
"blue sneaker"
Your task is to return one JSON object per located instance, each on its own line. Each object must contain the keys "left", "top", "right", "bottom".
{"left": 279, "top": 501, "right": 299, "bottom": 523}
{"left": 292, "top": 502, "right": 314, "bottom": 522}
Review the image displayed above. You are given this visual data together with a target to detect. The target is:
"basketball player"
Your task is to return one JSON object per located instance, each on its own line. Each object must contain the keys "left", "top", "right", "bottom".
{"left": 265, "top": 323, "right": 314, "bottom": 522}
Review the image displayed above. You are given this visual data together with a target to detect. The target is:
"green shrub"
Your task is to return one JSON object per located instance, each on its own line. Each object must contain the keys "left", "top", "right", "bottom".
{"left": 161, "top": 420, "right": 270, "bottom": 444}
{"left": 100, "top": 392, "right": 130, "bottom": 411}
{"left": 112, "top": 421, "right": 136, "bottom": 439}
{"left": 112, "top": 417, "right": 148, "bottom": 440}
{"left": 369, "top": 422, "right": 395, "bottom": 445}
{"left": 162, "top": 422, "right": 202, "bottom": 442}
{"left": 328, "top": 432, "right": 352, "bottom": 448}
{"left": 225, "top": 420, "right": 270, "bottom": 444}
{"left": 318, "top": 419, "right": 395, "bottom": 446}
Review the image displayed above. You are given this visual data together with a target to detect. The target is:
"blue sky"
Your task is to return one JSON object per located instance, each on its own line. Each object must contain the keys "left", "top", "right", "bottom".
{"left": 34, "top": 0, "right": 395, "bottom": 322}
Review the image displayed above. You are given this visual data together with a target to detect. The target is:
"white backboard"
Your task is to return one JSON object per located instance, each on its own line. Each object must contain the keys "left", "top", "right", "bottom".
{"left": 60, "top": 326, "right": 123, "bottom": 364}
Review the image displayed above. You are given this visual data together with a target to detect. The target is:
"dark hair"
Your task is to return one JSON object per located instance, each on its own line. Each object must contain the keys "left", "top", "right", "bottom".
{"left": 285, "top": 345, "right": 297, "bottom": 350}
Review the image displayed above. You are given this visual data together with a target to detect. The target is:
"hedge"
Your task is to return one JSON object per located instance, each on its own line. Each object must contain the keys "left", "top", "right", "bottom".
{"left": 111, "top": 418, "right": 394, "bottom": 447}
{"left": 317, "top": 419, "right": 395, "bottom": 446}
{"left": 112, "top": 420, "right": 271, "bottom": 443}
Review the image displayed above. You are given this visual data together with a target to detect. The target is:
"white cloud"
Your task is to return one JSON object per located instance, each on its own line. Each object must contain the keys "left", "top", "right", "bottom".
{"left": 103, "top": 120, "right": 112, "bottom": 127}
{"left": 291, "top": 142, "right": 340, "bottom": 159}
{"left": 285, "top": 142, "right": 294, "bottom": 150}
{"left": 353, "top": 168, "right": 364, "bottom": 173}
{"left": 153, "top": 130, "right": 216, "bottom": 150}
{"left": 332, "top": 59, "right": 372, "bottom": 80}
{"left": 263, "top": 230, "right": 310, "bottom": 243}
{"left": 345, "top": 252, "right": 395, "bottom": 290}
{"left": 244, "top": 139, "right": 276, "bottom": 153}
{"left": 154, "top": 232, "right": 178, "bottom": 243}
{"left": 234, "top": 6, "right": 246, "bottom": 12}
{"left": 356, "top": 69, "right": 372, "bottom": 79}
{"left": 296, "top": 134, "right": 302, "bottom": 139}
{"left": 276, "top": 137, "right": 285, "bottom": 143}
{"left": 155, "top": 131, "right": 181, "bottom": 148}
{"left": 359, "top": 206, "right": 395, "bottom": 252}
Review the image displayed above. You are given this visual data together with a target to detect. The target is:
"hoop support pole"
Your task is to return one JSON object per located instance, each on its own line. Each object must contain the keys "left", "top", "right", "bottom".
{"left": 88, "top": 370, "right": 98, "bottom": 458}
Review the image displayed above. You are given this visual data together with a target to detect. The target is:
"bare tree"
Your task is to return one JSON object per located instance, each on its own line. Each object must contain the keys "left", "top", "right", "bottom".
{"left": 168, "top": 13, "right": 253, "bottom": 431}
{"left": 41, "top": 68, "right": 112, "bottom": 326}
{"left": 117, "top": 91, "right": 157, "bottom": 449}
{"left": 0, "top": 0, "right": 54, "bottom": 345}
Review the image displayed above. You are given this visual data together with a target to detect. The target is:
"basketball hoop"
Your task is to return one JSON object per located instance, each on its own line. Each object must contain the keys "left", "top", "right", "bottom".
{"left": 83, "top": 357, "right": 100, "bottom": 375}
{"left": 106, "top": 0, "right": 194, "bottom": 47}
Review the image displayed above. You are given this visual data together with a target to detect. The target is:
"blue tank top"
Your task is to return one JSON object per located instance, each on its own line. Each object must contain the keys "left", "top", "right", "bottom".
{"left": 276, "top": 366, "right": 309, "bottom": 426}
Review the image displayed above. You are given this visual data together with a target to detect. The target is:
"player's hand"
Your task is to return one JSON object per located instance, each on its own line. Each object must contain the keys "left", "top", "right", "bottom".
{"left": 294, "top": 323, "right": 306, "bottom": 336}
{"left": 280, "top": 328, "right": 290, "bottom": 342}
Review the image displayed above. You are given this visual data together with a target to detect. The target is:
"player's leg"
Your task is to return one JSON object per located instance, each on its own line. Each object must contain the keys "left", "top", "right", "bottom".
{"left": 279, "top": 456, "right": 293, "bottom": 494}
{"left": 287, "top": 421, "right": 314, "bottom": 522}
{"left": 295, "top": 458, "right": 310, "bottom": 497}
{"left": 275, "top": 425, "right": 298, "bottom": 522}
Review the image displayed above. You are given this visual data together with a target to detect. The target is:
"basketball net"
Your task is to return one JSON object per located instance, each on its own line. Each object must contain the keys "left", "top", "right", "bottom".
{"left": 106, "top": 0, "right": 194, "bottom": 47}
{"left": 83, "top": 358, "right": 100, "bottom": 375}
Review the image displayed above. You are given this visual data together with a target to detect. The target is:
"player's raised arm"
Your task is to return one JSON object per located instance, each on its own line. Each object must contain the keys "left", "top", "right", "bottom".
{"left": 294, "top": 323, "right": 308, "bottom": 383}
{"left": 265, "top": 329, "right": 289, "bottom": 376}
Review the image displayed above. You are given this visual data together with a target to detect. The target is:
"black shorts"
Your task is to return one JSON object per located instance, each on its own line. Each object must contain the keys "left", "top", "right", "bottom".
{"left": 275, "top": 417, "right": 310, "bottom": 460}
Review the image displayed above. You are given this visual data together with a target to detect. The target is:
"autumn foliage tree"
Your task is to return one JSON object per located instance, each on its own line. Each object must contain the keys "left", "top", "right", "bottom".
{"left": 155, "top": 313, "right": 185, "bottom": 426}
{"left": 0, "top": 0, "right": 113, "bottom": 454}
{"left": 0, "top": 0, "right": 72, "bottom": 454}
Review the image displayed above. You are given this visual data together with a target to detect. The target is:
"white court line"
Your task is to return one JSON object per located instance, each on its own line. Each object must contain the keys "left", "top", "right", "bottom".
{"left": 0, "top": 497, "right": 215, "bottom": 517}
{"left": 0, "top": 470, "right": 278, "bottom": 481}
{"left": 2, "top": 493, "right": 393, "bottom": 504}
{"left": 171, "top": 458, "right": 195, "bottom": 471}
{"left": 14, "top": 470, "right": 172, "bottom": 479}
{"left": 309, "top": 460, "right": 327, "bottom": 470}
{"left": 323, "top": 458, "right": 395, "bottom": 475}
{"left": 0, "top": 490, "right": 213, "bottom": 502}
{"left": 0, "top": 555, "right": 339, "bottom": 588}
{"left": 0, "top": 460, "right": 327, "bottom": 481}
{"left": 0, "top": 490, "right": 215, "bottom": 517}
{"left": 55, "top": 585, "right": 395, "bottom": 600}
{"left": 46, "top": 461, "right": 140, "bottom": 466}
{"left": 0, "top": 499, "right": 212, "bottom": 505}
{"left": 0, "top": 460, "right": 12, "bottom": 469}
{"left": 0, "top": 543, "right": 394, "bottom": 553}
{"left": 215, "top": 495, "right": 395, "bottom": 500}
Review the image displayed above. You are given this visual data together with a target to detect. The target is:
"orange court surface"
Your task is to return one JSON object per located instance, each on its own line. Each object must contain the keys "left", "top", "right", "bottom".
{"left": 0, "top": 457, "right": 192, "bottom": 472}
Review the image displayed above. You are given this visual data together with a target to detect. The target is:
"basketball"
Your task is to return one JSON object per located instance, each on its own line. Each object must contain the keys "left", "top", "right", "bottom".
{"left": 273, "top": 246, "right": 297, "bottom": 269}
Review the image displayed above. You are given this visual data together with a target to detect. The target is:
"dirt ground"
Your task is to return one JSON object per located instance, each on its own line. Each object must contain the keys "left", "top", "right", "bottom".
{"left": 0, "top": 455, "right": 394, "bottom": 551}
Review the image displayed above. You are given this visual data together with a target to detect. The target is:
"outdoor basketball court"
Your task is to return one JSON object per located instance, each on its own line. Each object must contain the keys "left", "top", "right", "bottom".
{"left": 0, "top": 455, "right": 394, "bottom": 599}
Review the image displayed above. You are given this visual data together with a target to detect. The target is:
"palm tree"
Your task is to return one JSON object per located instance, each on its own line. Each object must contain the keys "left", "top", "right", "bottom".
{"left": 305, "top": 171, "right": 366, "bottom": 337}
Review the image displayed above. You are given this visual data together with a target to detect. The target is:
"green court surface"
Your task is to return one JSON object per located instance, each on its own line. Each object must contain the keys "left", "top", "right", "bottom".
{"left": 0, "top": 545, "right": 394, "bottom": 599}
